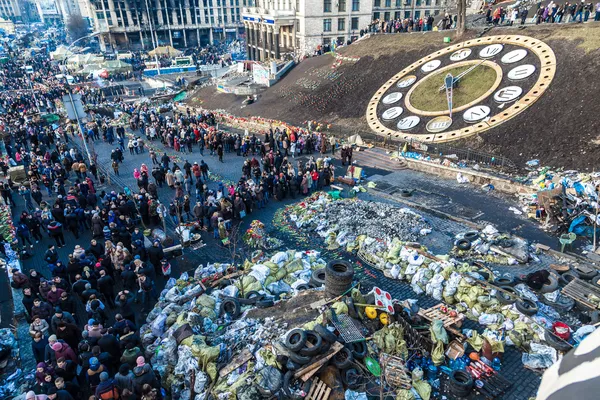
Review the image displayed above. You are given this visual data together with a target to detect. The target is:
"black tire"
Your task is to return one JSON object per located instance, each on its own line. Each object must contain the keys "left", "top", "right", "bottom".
{"left": 464, "top": 232, "right": 479, "bottom": 242}
{"left": 342, "top": 368, "right": 361, "bottom": 390}
{"left": 516, "top": 298, "right": 538, "bottom": 316}
{"left": 299, "top": 331, "right": 323, "bottom": 356}
{"left": 348, "top": 341, "right": 367, "bottom": 359}
{"left": 310, "top": 268, "right": 326, "bottom": 287}
{"left": 346, "top": 297, "right": 358, "bottom": 319}
{"left": 282, "top": 370, "right": 295, "bottom": 397}
{"left": 400, "top": 189, "right": 412, "bottom": 197}
{"left": 495, "top": 286, "right": 517, "bottom": 305}
{"left": 332, "top": 347, "right": 353, "bottom": 369}
{"left": 494, "top": 276, "right": 515, "bottom": 287}
{"left": 574, "top": 267, "right": 598, "bottom": 281}
{"left": 456, "top": 239, "right": 471, "bottom": 251}
{"left": 256, "top": 298, "right": 275, "bottom": 308}
{"left": 314, "top": 324, "right": 338, "bottom": 343}
{"left": 296, "top": 283, "right": 310, "bottom": 291}
{"left": 286, "top": 359, "right": 301, "bottom": 371}
{"left": 325, "top": 260, "right": 354, "bottom": 281}
{"left": 449, "top": 370, "right": 473, "bottom": 396}
{"left": 287, "top": 351, "right": 311, "bottom": 365}
{"left": 540, "top": 275, "right": 559, "bottom": 293}
{"left": 238, "top": 291, "right": 264, "bottom": 305}
{"left": 544, "top": 331, "right": 572, "bottom": 352}
{"left": 559, "top": 271, "right": 579, "bottom": 286}
{"left": 219, "top": 298, "right": 241, "bottom": 318}
{"left": 284, "top": 329, "right": 307, "bottom": 352}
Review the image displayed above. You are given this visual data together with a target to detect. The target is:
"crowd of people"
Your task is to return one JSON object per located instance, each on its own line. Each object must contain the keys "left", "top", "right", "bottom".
{"left": 0, "top": 26, "right": 351, "bottom": 399}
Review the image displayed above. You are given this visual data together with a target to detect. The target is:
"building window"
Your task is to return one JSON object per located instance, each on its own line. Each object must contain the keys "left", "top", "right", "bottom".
{"left": 435, "top": 0, "right": 440, "bottom": 4}
{"left": 394, "top": 11, "right": 400, "bottom": 18}
{"left": 384, "top": 11, "right": 390, "bottom": 19}
{"left": 434, "top": 9, "right": 440, "bottom": 15}
{"left": 414, "top": 10, "right": 420, "bottom": 18}
{"left": 324, "top": 0, "right": 332, "bottom": 12}
{"left": 405, "top": 0, "right": 411, "bottom": 4}
{"left": 374, "top": 0, "right": 380, "bottom": 6}
{"left": 416, "top": 0, "right": 421, "bottom": 5}
{"left": 339, "top": 0, "right": 346, "bottom": 11}
{"left": 425, "top": 0, "right": 430, "bottom": 5}
{"left": 373, "top": 11, "right": 380, "bottom": 19}
{"left": 351, "top": 16, "right": 359, "bottom": 29}
{"left": 323, "top": 18, "right": 332, "bottom": 31}
{"left": 338, "top": 18, "right": 345, "bottom": 30}
{"left": 337, "top": 36, "right": 345, "bottom": 44}
{"left": 384, "top": 0, "right": 391, "bottom": 7}
{"left": 404, "top": 10, "right": 410, "bottom": 17}
{"left": 352, "top": 0, "right": 359, "bottom": 11}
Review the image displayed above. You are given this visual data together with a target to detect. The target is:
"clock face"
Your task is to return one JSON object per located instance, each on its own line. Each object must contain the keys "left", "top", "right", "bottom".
{"left": 367, "top": 35, "right": 556, "bottom": 142}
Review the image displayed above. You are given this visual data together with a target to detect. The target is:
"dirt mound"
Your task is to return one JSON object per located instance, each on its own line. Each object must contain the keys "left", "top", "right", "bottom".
{"left": 188, "top": 25, "right": 600, "bottom": 170}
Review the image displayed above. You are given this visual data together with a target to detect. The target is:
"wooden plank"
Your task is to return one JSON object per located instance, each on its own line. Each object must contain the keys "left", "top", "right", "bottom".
{"left": 219, "top": 348, "right": 253, "bottom": 378}
{"left": 307, "top": 380, "right": 318, "bottom": 398}
{"left": 295, "top": 342, "right": 344, "bottom": 381}
{"left": 322, "top": 387, "right": 331, "bottom": 400}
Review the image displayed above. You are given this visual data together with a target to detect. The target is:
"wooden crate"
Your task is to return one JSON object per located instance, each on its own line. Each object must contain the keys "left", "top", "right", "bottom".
{"left": 380, "top": 353, "right": 412, "bottom": 389}
{"left": 306, "top": 378, "right": 331, "bottom": 400}
{"left": 561, "top": 278, "right": 600, "bottom": 310}
{"left": 418, "top": 304, "right": 465, "bottom": 337}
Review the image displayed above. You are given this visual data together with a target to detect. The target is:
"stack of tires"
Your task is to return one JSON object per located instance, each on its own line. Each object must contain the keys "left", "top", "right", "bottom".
{"left": 325, "top": 260, "right": 354, "bottom": 296}
{"left": 282, "top": 326, "right": 365, "bottom": 393}
{"left": 448, "top": 370, "right": 473, "bottom": 398}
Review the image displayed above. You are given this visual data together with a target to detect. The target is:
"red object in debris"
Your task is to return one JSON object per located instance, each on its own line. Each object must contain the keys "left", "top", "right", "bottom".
{"left": 552, "top": 322, "right": 571, "bottom": 340}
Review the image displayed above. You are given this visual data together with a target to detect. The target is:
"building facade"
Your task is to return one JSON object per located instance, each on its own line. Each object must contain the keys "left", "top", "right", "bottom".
{"left": 242, "top": 0, "right": 373, "bottom": 61}
{"left": 0, "top": 0, "right": 22, "bottom": 22}
{"left": 371, "top": 0, "right": 446, "bottom": 22}
{"left": 89, "top": 0, "right": 245, "bottom": 51}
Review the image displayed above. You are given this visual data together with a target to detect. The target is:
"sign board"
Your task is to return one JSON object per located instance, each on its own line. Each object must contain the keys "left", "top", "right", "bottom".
{"left": 62, "top": 94, "right": 86, "bottom": 121}
{"left": 37, "top": 0, "right": 58, "bottom": 15}
{"left": 252, "top": 64, "right": 270, "bottom": 86}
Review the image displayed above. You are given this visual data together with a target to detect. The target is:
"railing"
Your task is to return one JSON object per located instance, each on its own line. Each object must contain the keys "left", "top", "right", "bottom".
{"left": 323, "top": 125, "right": 517, "bottom": 171}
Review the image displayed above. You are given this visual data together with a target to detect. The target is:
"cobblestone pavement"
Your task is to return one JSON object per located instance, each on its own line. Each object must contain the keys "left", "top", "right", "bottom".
{"left": 8, "top": 128, "right": 559, "bottom": 397}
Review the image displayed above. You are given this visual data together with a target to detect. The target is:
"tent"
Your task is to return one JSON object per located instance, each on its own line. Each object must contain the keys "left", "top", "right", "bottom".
{"left": 76, "top": 63, "right": 104, "bottom": 76}
{"left": 50, "top": 45, "right": 73, "bottom": 61}
{"left": 148, "top": 45, "right": 182, "bottom": 57}
{"left": 102, "top": 59, "right": 133, "bottom": 73}
{"left": 67, "top": 54, "right": 104, "bottom": 69}
{"left": 347, "top": 134, "right": 365, "bottom": 146}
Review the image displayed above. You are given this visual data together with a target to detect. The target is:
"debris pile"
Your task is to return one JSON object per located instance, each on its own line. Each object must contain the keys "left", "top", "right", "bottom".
{"left": 452, "top": 225, "right": 531, "bottom": 264}
{"left": 285, "top": 192, "right": 431, "bottom": 252}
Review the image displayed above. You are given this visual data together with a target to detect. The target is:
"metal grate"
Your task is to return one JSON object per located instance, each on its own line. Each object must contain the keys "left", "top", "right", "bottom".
{"left": 332, "top": 313, "right": 365, "bottom": 343}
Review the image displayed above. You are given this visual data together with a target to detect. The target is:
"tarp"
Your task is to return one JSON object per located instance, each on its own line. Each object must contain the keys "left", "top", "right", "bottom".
{"left": 347, "top": 134, "right": 365, "bottom": 146}
{"left": 148, "top": 46, "right": 182, "bottom": 57}
{"left": 102, "top": 59, "right": 132, "bottom": 72}
{"left": 173, "top": 91, "right": 187, "bottom": 102}
{"left": 67, "top": 54, "right": 104, "bottom": 68}
{"left": 50, "top": 45, "right": 73, "bottom": 61}
{"left": 76, "top": 63, "right": 104, "bottom": 75}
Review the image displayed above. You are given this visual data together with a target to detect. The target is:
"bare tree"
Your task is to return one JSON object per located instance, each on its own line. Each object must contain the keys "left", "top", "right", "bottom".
{"left": 457, "top": 0, "right": 467, "bottom": 37}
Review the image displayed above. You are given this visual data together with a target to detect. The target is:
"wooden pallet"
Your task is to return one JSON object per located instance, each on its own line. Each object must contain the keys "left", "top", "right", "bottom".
{"left": 418, "top": 304, "right": 465, "bottom": 337}
{"left": 561, "top": 278, "right": 600, "bottom": 310}
{"left": 306, "top": 378, "right": 331, "bottom": 400}
{"left": 357, "top": 247, "right": 384, "bottom": 270}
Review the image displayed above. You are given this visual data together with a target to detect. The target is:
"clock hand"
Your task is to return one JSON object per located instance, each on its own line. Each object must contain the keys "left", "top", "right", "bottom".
{"left": 438, "top": 59, "right": 486, "bottom": 92}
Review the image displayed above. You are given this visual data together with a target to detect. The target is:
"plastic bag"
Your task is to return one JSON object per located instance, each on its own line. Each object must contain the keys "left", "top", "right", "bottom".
{"left": 152, "top": 313, "right": 168, "bottom": 338}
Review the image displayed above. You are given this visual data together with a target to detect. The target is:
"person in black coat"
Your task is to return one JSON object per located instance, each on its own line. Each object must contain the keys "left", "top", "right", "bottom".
{"left": 32, "top": 331, "right": 48, "bottom": 363}
{"left": 86, "top": 239, "right": 105, "bottom": 260}
{"left": 98, "top": 329, "right": 121, "bottom": 362}
{"left": 22, "top": 287, "right": 37, "bottom": 320}
{"left": 115, "top": 292, "right": 136, "bottom": 322}
{"left": 97, "top": 270, "right": 115, "bottom": 308}
{"left": 147, "top": 241, "right": 164, "bottom": 274}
